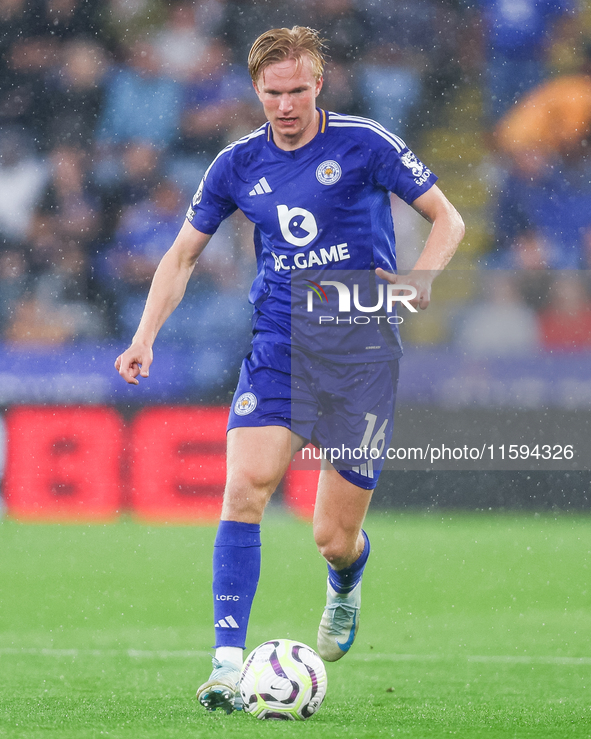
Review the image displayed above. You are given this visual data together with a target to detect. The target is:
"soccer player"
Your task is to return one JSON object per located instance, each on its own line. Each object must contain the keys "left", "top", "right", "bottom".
{"left": 115, "top": 26, "right": 464, "bottom": 714}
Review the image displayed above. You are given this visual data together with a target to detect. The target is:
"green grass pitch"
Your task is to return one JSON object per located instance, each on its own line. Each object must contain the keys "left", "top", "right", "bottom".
{"left": 1, "top": 511, "right": 591, "bottom": 738}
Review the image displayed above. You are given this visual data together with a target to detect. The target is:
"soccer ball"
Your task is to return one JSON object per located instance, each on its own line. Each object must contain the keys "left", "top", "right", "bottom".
{"left": 239, "top": 639, "right": 327, "bottom": 720}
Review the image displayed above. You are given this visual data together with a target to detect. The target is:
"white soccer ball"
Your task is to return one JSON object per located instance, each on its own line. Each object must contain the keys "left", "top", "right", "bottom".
{"left": 239, "top": 639, "right": 327, "bottom": 720}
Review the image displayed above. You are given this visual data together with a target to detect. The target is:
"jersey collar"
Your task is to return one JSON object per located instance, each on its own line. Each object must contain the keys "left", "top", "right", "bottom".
{"left": 265, "top": 108, "right": 328, "bottom": 154}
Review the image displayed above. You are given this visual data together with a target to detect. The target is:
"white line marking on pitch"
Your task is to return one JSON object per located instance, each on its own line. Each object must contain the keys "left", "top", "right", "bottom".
{"left": 348, "top": 653, "right": 591, "bottom": 666}
{"left": 0, "top": 648, "right": 211, "bottom": 658}
{"left": 1, "top": 648, "right": 591, "bottom": 666}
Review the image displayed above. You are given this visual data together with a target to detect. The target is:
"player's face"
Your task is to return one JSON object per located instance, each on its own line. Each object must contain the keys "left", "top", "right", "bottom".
{"left": 254, "top": 55, "right": 323, "bottom": 151}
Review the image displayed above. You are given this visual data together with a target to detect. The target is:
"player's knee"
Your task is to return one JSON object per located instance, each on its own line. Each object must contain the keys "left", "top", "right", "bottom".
{"left": 221, "top": 496, "right": 264, "bottom": 522}
{"left": 226, "top": 460, "right": 279, "bottom": 494}
{"left": 315, "top": 533, "right": 352, "bottom": 569}
{"left": 222, "top": 474, "right": 276, "bottom": 521}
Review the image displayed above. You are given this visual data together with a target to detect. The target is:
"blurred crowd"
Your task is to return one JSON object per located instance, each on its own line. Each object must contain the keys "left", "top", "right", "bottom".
{"left": 0, "top": 0, "right": 590, "bottom": 363}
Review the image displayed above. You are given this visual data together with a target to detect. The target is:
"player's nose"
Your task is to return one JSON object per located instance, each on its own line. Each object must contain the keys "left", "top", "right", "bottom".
{"left": 278, "top": 94, "right": 293, "bottom": 113}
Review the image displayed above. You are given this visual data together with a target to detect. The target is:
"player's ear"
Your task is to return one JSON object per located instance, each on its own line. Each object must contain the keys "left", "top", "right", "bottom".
{"left": 253, "top": 71, "right": 265, "bottom": 98}
{"left": 315, "top": 76, "right": 323, "bottom": 97}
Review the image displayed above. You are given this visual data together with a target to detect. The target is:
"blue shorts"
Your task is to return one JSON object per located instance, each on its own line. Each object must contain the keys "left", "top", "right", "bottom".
{"left": 227, "top": 342, "right": 399, "bottom": 490}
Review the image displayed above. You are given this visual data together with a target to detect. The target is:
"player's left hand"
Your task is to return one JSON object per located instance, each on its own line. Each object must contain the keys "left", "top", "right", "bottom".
{"left": 375, "top": 268, "right": 437, "bottom": 311}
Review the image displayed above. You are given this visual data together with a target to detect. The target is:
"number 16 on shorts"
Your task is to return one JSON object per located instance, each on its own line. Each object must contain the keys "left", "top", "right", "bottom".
{"left": 352, "top": 412, "right": 390, "bottom": 480}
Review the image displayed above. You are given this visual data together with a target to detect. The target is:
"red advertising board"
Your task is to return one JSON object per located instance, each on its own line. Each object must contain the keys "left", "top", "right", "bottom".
{"left": 130, "top": 406, "right": 227, "bottom": 522}
{"left": 5, "top": 406, "right": 123, "bottom": 521}
{"left": 3, "top": 406, "right": 314, "bottom": 522}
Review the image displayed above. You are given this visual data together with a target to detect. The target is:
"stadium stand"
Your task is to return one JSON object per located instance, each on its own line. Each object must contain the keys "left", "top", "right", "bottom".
{"left": 0, "top": 0, "right": 590, "bottom": 387}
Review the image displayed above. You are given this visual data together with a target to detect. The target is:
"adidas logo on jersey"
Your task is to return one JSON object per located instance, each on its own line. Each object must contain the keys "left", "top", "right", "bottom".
{"left": 249, "top": 177, "right": 272, "bottom": 196}
{"left": 215, "top": 615, "right": 240, "bottom": 628}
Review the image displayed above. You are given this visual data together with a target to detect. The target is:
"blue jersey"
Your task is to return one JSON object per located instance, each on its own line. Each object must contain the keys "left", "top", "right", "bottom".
{"left": 187, "top": 109, "right": 437, "bottom": 361}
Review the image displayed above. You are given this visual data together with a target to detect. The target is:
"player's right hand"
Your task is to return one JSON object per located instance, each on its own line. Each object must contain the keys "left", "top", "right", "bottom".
{"left": 375, "top": 267, "right": 436, "bottom": 310}
{"left": 114, "top": 343, "right": 153, "bottom": 385}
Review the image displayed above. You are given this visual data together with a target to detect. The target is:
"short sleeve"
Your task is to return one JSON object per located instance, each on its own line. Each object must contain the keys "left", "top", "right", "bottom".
{"left": 186, "top": 153, "right": 238, "bottom": 234}
{"left": 373, "top": 141, "right": 438, "bottom": 205}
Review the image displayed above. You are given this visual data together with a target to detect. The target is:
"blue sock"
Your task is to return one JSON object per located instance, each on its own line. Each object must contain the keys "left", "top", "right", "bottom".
{"left": 327, "top": 530, "right": 370, "bottom": 594}
{"left": 213, "top": 520, "right": 261, "bottom": 649}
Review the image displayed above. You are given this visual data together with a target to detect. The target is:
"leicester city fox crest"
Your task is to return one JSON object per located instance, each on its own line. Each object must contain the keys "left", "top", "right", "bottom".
{"left": 316, "top": 160, "right": 342, "bottom": 185}
{"left": 234, "top": 392, "right": 257, "bottom": 416}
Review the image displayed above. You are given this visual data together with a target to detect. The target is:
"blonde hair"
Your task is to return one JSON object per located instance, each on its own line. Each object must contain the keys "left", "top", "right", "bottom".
{"left": 248, "top": 26, "right": 326, "bottom": 84}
